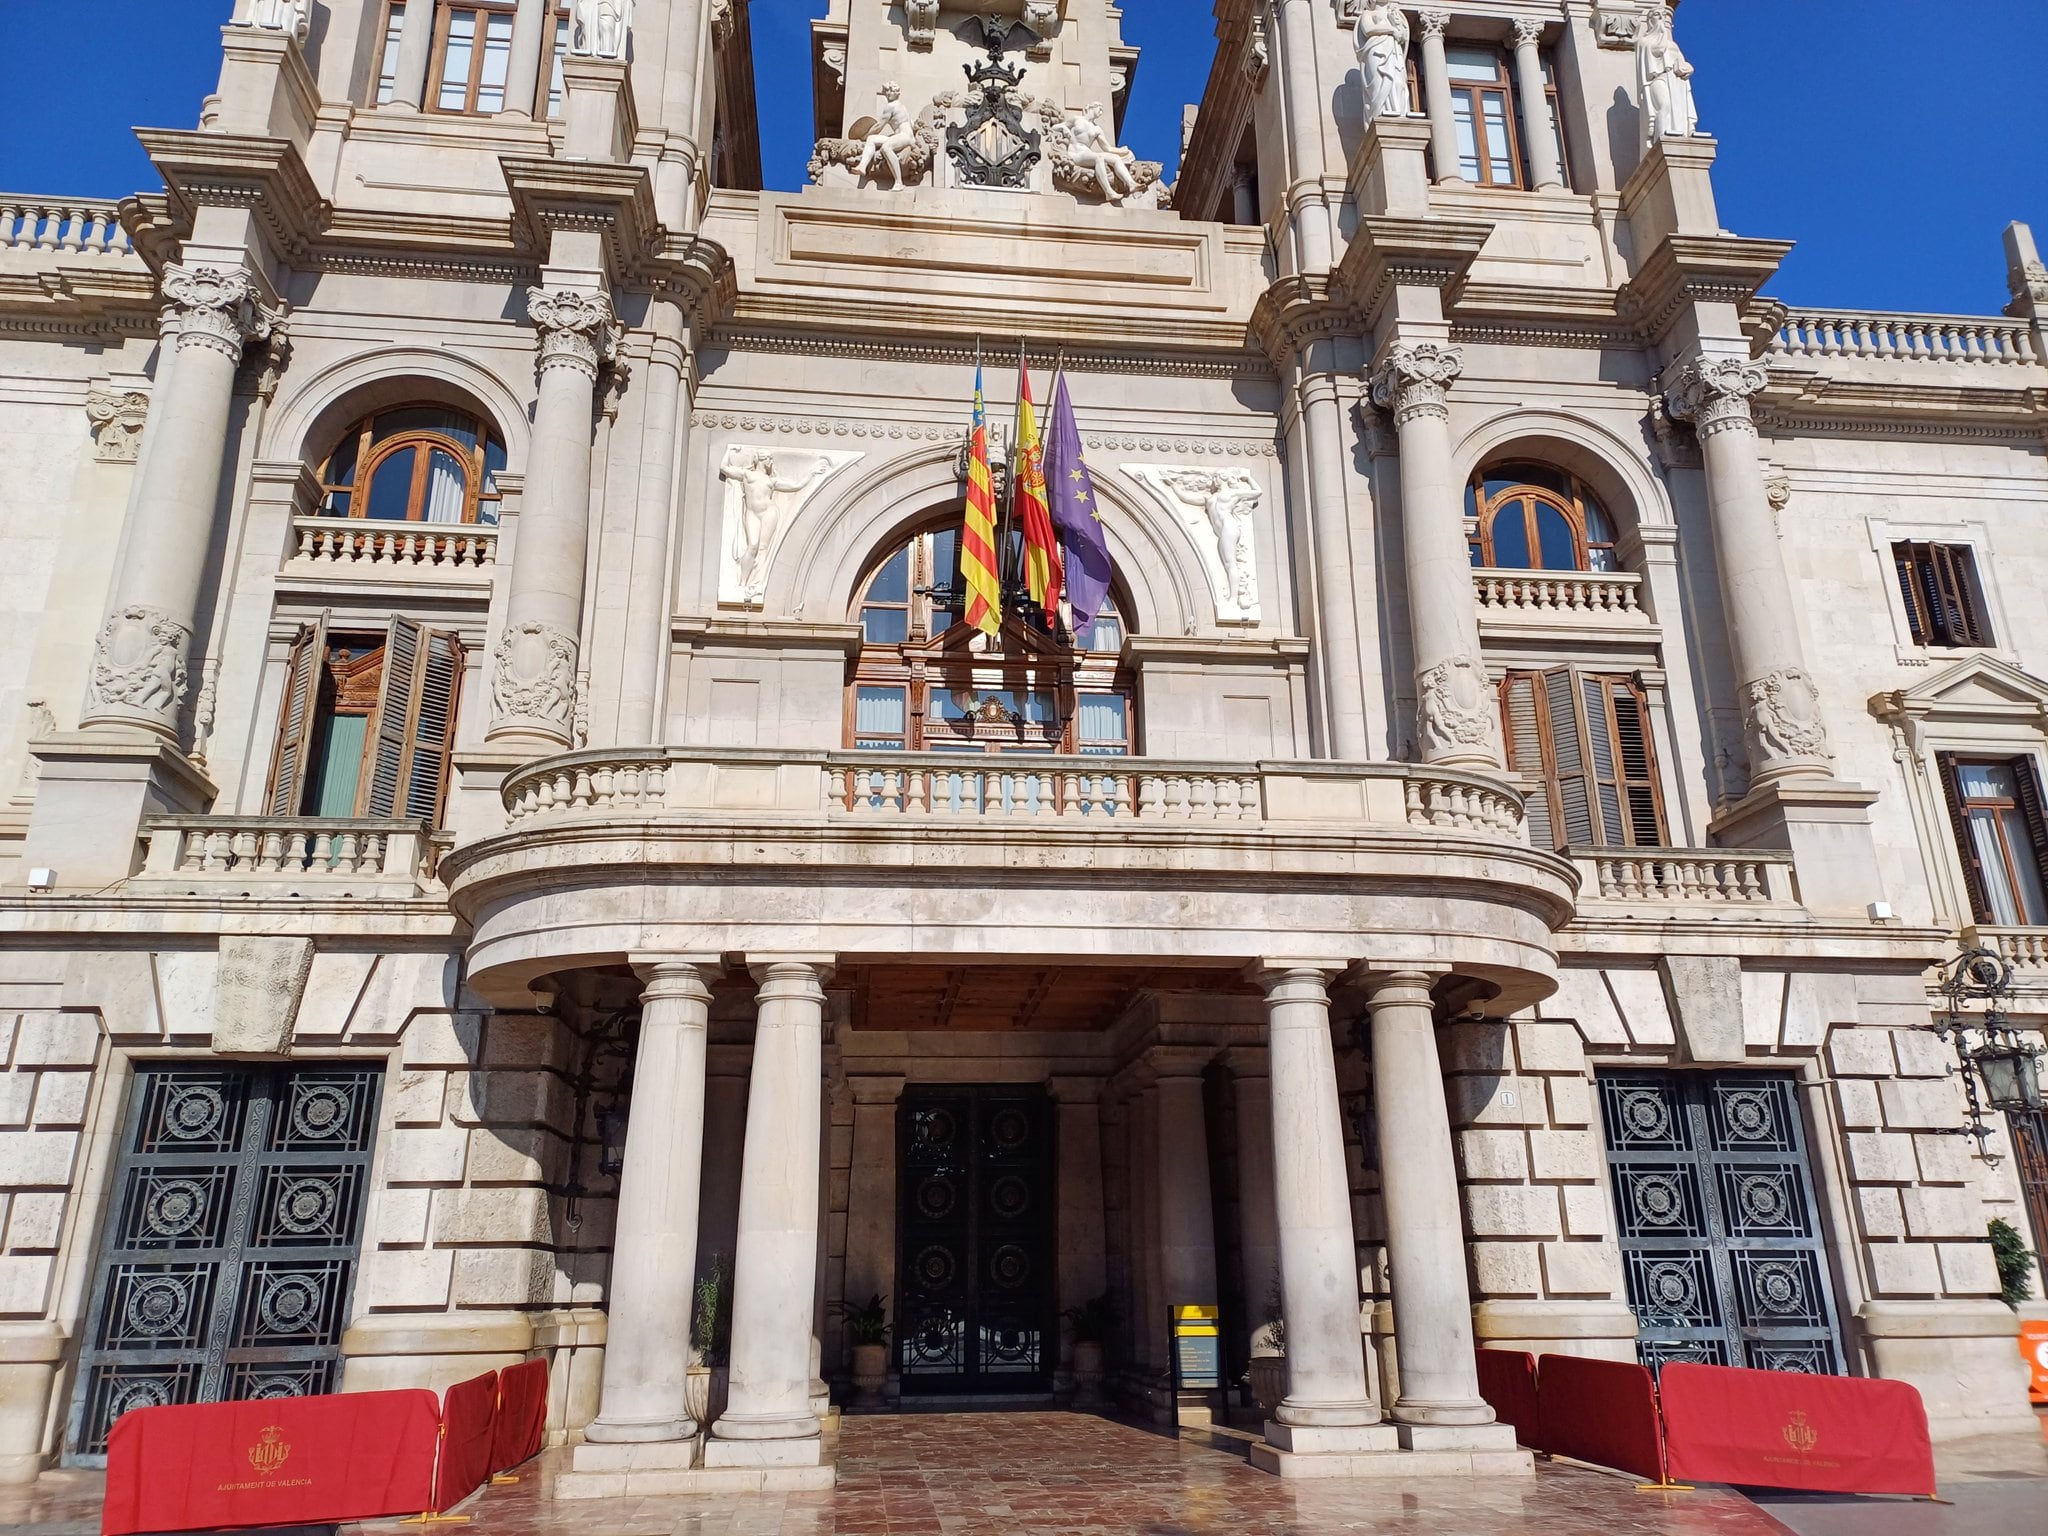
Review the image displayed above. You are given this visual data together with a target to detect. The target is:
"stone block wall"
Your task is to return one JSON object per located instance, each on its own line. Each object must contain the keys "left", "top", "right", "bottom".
{"left": 0, "top": 1012, "right": 101, "bottom": 1323}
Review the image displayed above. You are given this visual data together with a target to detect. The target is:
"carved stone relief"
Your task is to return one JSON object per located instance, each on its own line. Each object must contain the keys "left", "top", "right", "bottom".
{"left": 717, "top": 446, "right": 863, "bottom": 608}
{"left": 1124, "top": 465, "right": 1263, "bottom": 624}
{"left": 1593, "top": 3, "right": 1645, "bottom": 48}
{"left": 1040, "top": 101, "right": 1169, "bottom": 208}
{"left": 87, "top": 605, "right": 190, "bottom": 721}
{"left": 161, "top": 264, "right": 279, "bottom": 362}
{"left": 527, "top": 286, "right": 622, "bottom": 380}
{"left": 85, "top": 387, "right": 150, "bottom": 463}
{"left": 1418, "top": 654, "right": 1501, "bottom": 759}
{"left": 213, "top": 936, "right": 314, "bottom": 1056}
{"left": 904, "top": 0, "right": 940, "bottom": 50}
{"left": 812, "top": 84, "right": 944, "bottom": 188}
{"left": 492, "top": 621, "right": 580, "bottom": 735}
{"left": 1745, "top": 666, "right": 1832, "bottom": 765}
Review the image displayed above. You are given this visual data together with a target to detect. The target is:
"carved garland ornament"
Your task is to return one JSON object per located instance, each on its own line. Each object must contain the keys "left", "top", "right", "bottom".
{"left": 492, "top": 620, "right": 579, "bottom": 734}
{"left": 87, "top": 605, "right": 191, "bottom": 718}
{"left": 1417, "top": 654, "right": 1500, "bottom": 759}
{"left": 1744, "top": 666, "right": 1832, "bottom": 764}
{"left": 162, "top": 264, "right": 279, "bottom": 363}
{"left": 1369, "top": 342, "right": 1465, "bottom": 423}
{"left": 1663, "top": 357, "right": 1769, "bottom": 438}
{"left": 526, "top": 287, "right": 622, "bottom": 381}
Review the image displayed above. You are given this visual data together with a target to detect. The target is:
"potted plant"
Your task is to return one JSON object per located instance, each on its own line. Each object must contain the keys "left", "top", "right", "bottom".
{"left": 836, "top": 1292, "right": 892, "bottom": 1410}
{"left": 1245, "top": 1271, "right": 1287, "bottom": 1420}
{"left": 685, "top": 1254, "right": 731, "bottom": 1428}
{"left": 1062, "top": 1293, "right": 1116, "bottom": 1408}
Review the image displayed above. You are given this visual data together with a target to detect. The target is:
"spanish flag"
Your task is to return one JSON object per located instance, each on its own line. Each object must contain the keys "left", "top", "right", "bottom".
{"left": 1014, "top": 364, "right": 1063, "bottom": 628}
{"left": 962, "top": 365, "right": 1002, "bottom": 636}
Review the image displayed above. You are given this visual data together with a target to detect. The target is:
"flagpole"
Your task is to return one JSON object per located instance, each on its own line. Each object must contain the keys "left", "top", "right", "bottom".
{"left": 1001, "top": 338, "right": 1025, "bottom": 604}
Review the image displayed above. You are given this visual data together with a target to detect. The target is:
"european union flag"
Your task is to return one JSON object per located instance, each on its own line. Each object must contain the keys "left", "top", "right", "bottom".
{"left": 1044, "top": 370, "right": 1114, "bottom": 639}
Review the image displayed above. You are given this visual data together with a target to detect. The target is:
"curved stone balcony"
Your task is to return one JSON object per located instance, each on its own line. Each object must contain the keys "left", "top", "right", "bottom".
{"left": 443, "top": 747, "right": 1578, "bottom": 1010}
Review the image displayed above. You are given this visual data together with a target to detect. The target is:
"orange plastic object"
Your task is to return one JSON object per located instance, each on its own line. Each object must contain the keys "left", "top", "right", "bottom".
{"left": 2021, "top": 1320, "right": 2048, "bottom": 1406}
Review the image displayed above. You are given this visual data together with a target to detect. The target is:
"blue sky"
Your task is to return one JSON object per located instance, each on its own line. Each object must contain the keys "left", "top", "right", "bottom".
{"left": 2, "top": 1, "right": 2041, "bottom": 314}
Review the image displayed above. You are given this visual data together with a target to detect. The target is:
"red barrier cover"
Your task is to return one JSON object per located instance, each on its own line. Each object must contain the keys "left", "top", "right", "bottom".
{"left": 1474, "top": 1350, "right": 1539, "bottom": 1446}
{"left": 490, "top": 1358, "right": 549, "bottom": 1474}
{"left": 1660, "top": 1362, "right": 1935, "bottom": 1497}
{"left": 434, "top": 1370, "right": 501, "bottom": 1514}
{"left": 1531, "top": 1352, "right": 1665, "bottom": 1482}
{"left": 102, "top": 1389, "right": 440, "bottom": 1536}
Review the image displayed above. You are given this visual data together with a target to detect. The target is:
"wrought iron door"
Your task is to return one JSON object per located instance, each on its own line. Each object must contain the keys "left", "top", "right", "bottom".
{"left": 66, "top": 1064, "right": 382, "bottom": 1462}
{"left": 896, "top": 1086, "right": 1054, "bottom": 1393}
{"left": 2011, "top": 1108, "right": 2048, "bottom": 1268}
{"left": 1600, "top": 1072, "right": 1844, "bottom": 1376}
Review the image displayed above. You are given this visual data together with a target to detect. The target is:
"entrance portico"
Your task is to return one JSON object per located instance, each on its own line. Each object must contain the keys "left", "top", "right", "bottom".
{"left": 443, "top": 746, "right": 1568, "bottom": 1489}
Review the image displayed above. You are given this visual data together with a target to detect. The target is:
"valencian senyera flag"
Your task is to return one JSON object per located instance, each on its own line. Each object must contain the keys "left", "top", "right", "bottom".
{"left": 1044, "top": 370, "right": 1113, "bottom": 638}
{"left": 961, "top": 364, "right": 1003, "bottom": 636}
{"left": 1014, "top": 363, "right": 1064, "bottom": 628}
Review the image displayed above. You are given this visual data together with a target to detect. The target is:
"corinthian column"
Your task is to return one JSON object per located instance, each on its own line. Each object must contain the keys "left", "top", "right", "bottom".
{"left": 582, "top": 961, "right": 712, "bottom": 1445}
{"left": 1415, "top": 12, "right": 1463, "bottom": 185}
{"left": 489, "top": 286, "right": 619, "bottom": 753}
{"left": 1369, "top": 343, "right": 1500, "bottom": 770}
{"left": 1510, "top": 20, "right": 1564, "bottom": 192}
{"left": 82, "top": 265, "right": 279, "bottom": 743}
{"left": 1665, "top": 357, "right": 1832, "bottom": 783}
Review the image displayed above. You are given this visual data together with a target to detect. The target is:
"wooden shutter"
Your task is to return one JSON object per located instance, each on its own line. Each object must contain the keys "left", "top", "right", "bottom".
{"left": 404, "top": 630, "right": 463, "bottom": 822}
{"left": 2011, "top": 757, "right": 2048, "bottom": 924}
{"left": 1893, "top": 543, "right": 1931, "bottom": 644}
{"left": 1936, "top": 751, "right": 1993, "bottom": 923}
{"left": 1932, "top": 545, "right": 1989, "bottom": 646}
{"left": 1580, "top": 673, "right": 1627, "bottom": 845}
{"left": 359, "top": 617, "right": 422, "bottom": 818}
{"left": 1605, "top": 678, "right": 1668, "bottom": 847}
{"left": 265, "top": 612, "right": 329, "bottom": 816}
{"left": 1499, "top": 672, "right": 1555, "bottom": 849}
{"left": 1541, "top": 667, "right": 1595, "bottom": 845}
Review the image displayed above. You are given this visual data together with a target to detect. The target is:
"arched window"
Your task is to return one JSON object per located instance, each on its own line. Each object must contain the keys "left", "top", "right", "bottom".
{"left": 316, "top": 406, "right": 506, "bottom": 525}
{"left": 849, "top": 524, "right": 1135, "bottom": 755}
{"left": 1466, "top": 463, "right": 1617, "bottom": 573}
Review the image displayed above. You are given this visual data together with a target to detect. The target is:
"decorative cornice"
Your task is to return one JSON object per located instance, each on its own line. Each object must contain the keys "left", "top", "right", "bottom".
{"left": 1247, "top": 273, "right": 1359, "bottom": 368}
{"left": 1617, "top": 233, "right": 1794, "bottom": 346}
{"left": 711, "top": 327, "right": 1273, "bottom": 380}
{"left": 134, "top": 130, "right": 329, "bottom": 269}
{"left": 1334, "top": 214, "right": 1493, "bottom": 329}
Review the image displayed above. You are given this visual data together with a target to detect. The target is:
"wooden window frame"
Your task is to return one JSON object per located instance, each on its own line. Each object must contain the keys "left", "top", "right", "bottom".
{"left": 1937, "top": 753, "right": 2048, "bottom": 926}
{"left": 372, "top": 0, "right": 407, "bottom": 105}
{"left": 429, "top": 0, "right": 520, "bottom": 116}
{"left": 1540, "top": 52, "right": 1575, "bottom": 191}
{"left": 1469, "top": 467, "right": 1616, "bottom": 572}
{"left": 1501, "top": 667, "right": 1667, "bottom": 850}
{"left": 316, "top": 408, "right": 502, "bottom": 525}
{"left": 846, "top": 526, "right": 1137, "bottom": 757}
{"left": 267, "top": 618, "right": 465, "bottom": 826}
{"left": 1444, "top": 45, "right": 1525, "bottom": 190}
{"left": 1893, "top": 541, "right": 1992, "bottom": 648}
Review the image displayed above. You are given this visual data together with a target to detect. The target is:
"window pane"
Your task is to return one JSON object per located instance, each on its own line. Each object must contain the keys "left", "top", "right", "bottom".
{"left": 422, "top": 448, "right": 467, "bottom": 524}
{"left": 366, "top": 448, "right": 418, "bottom": 520}
{"left": 1535, "top": 504, "right": 1576, "bottom": 569}
{"left": 1959, "top": 762, "right": 2017, "bottom": 801}
{"left": 855, "top": 687, "right": 907, "bottom": 747}
{"left": 1446, "top": 46, "right": 1500, "bottom": 82}
{"left": 1481, "top": 94, "right": 1514, "bottom": 181}
{"left": 438, "top": 13, "right": 477, "bottom": 110}
{"left": 2000, "top": 806, "right": 2048, "bottom": 923}
{"left": 866, "top": 546, "right": 910, "bottom": 605}
{"left": 1586, "top": 545, "right": 1618, "bottom": 574}
{"left": 547, "top": 18, "right": 568, "bottom": 117}
{"left": 325, "top": 433, "right": 360, "bottom": 490}
{"left": 1970, "top": 809, "right": 2023, "bottom": 926}
{"left": 1584, "top": 500, "right": 1615, "bottom": 544}
{"left": 1084, "top": 612, "right": 1124, "bottom": 653}
{"left": 1077, "top": 695, "right": 1127, "bottom": 745}
{"left": 1452, "top": 96, "right": 1481, "bottom": 180}
{"left": 374, "top": 408, "right": 478, "bottom": 447}
{"left": 376, "top": 5, "right": 405, "bottom": 104}
{"left": 477, "top": 13, "right": 513, "bottom": 112}
{"left": 1490, "top": 503, "right": 1531, "bottom": 567}
{"left": 861, "top": 607, "right": 909, "bottom": 645}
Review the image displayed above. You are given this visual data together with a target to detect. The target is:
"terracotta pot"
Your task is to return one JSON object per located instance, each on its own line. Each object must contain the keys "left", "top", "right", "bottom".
{"left": 1071, "top": 1339, "right": 1106, "bottom": 1408}
{"left": 850, "top": 1342, "right": 890, "bottom": 1409}
{"left": 1246, "top": 1354, "right": 1287, "bottom": 1419}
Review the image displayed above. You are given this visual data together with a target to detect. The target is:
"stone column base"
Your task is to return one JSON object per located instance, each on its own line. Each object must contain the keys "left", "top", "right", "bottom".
{"left": 1250, "top": 1431, "right": 1532, "bottom": 1480}
{"left": 703, "top": 1432, "right": 825, "bottom": 1469}
{"left": 1856, "top": 1299, "right": 2038, "bottom": 1440}
{"left": 558, "top": 1434, "right": 835, "bottom": 1497}
{"left": 0, "top": 1323, "right": 67, "bottom": 1485}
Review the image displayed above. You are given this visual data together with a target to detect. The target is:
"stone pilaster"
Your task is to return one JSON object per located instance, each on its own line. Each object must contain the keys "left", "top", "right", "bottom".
{"left": 1369, "top": 343, "right": 1501, "bottom": 770}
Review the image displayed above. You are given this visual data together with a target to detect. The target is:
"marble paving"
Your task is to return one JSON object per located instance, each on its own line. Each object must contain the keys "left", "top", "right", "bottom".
{"left": 3, "top": 1410, "right": 2042, "bottom": 1536}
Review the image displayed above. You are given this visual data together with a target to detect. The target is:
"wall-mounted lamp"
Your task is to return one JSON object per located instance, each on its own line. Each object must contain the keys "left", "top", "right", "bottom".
{"left": 1930, "top": 947, "right": 2046, "bottom": 1163}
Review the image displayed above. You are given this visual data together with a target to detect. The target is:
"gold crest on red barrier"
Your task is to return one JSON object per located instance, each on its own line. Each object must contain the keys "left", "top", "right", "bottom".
{"left": 1781, "top": 1410, "right": 1819, "bottom": 1455}
{"left": 248, "top": 1425, "right": 292, "bottom": 1477}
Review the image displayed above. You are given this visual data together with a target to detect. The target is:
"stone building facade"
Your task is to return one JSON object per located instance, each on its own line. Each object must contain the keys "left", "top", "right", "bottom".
{"left": 0, "top": 0, "right": 2044, "bottom": 1493}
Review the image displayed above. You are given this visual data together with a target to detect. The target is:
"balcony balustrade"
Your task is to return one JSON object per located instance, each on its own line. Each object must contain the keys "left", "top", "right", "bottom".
{"left": 498, "top": 748, "right": 1529, "bottom": 839}
{"left": 137, "top": 817, "right": 441, "bottom": 892}
{"left": 1768, "top": 309, "right": 2041, "bottom": 367}
{"left": 1473, "top": 570, "right": 1646, "bottom": 621}
{"left": 289, "top": 515, "right": 498, "bottom": 574}
{"left": 1568, "top": 847, "right": 1799, "bottom": 907}
{"left": 0, "top": 197, "right": 133, "bottom": 257}
{"left": 1965, "top": 926, "right": 2048, "bottom": 975}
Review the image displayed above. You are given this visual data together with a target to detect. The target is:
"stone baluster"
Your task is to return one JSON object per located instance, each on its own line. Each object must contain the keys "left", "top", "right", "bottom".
{"left": 1253, "top": 967, "right": 1391, "bottom": 1459}
{"left": 1370, "top": 343, "right": 1501, "bottom": 770}
{"left": 584, "top": 961, "right": 714, "bottom": 1444}
{"left": 706, "top": 961, "right": 830, "bottom": 1469}
{"left": 487, "top": 286, "right": 619, "bottom": 753}
{"left": 1510, "top": 20, "right": 1563, "bottom": 191}
{"left": 1414, "top": 12, "right": 1462, "bottom": 184}
{"left": 1664, "top": 356, "right": 1831, "bottom": 783}
{"left": 1364, "top": 972, "right": 1508, "bottom": 1443}
{"left": 82, "top": 265, "right": 280, "bottom": 743}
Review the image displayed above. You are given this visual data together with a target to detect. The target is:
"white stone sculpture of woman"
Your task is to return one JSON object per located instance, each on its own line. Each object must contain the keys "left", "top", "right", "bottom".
{"left": 1163, "top": 470, "right": 1259, "bottom": 613}
{"left": 1064, "top": 103, "right": 1140, "bottom": 202}
{"left": 247, "top": 0, "right": 312, "bottom": 40}
{"left": 570, "top": 0, "right": 633, "bottom": 59}
{"left": 855, "top": 83, "right": 919, "bottom": 186}
{"left": 722, "top": 451, "right": 828, "bottom": 601}
{"left": 1636, "top": 4, "right": 1698, "bottom": 143}
{"left": 1353, "top": 2, "right": 1412, "bottom": 124}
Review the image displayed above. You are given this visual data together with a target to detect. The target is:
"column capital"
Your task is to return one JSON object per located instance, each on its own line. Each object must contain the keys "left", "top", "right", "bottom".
{"left": 848, "top": 1073, "right": 906, "bottom": 1107}
{"left": 1415, "top": 9, "right": 1450, "bottom": 39}
{"left": 1142, "top": 1044, "right": 1218, "bottom": 1080}
{"left": 162, "top": 263, "right": 282, "bottom": 362}
{"left": 1361, "top": 969, "right": 1446, "bottom": 1013}
{"left": 746, "top": 956, "right": 834, "bottom": 995}
{"left": 1663, "top": 355, "right": 1768, "bottom": 439}
{"left": 632, "top": 957, "right": 716, "bottom": 1006}
{"left": 1368, "top": 341, "right": 1464, "bottom": 424}
{"left": 1511, "top": 16, "right": 1546, "bottom": 48}
{"left": 527, "top": 285, "right": 622, "bottom": 382}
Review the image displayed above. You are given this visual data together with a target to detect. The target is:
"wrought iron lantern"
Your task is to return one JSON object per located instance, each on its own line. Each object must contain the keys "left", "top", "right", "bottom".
{"left": 1970, "top": 1034, "right": 2043, "bottom": 1114}
{"left": 1931, "top": 946, "right": 2046, "bottom": 1157}
{"left": 595, "top": 1097, "right": 632, "bottom": 1178}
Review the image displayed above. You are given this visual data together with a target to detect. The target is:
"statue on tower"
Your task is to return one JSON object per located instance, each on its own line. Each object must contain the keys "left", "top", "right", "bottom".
{"left": 1353, "top": 2, "right": 1412, "bottom": 125}
{"left": 856, "top": 83, "right": 921, "bottom": 186}
{"left": 569, "top": 0, "right": 633, "bottom": 60}
{"left": 244, "top": 0, "right": 311, "bottom": 42}
{"left": 1061, "top": 104, "right": 1141, "bottom": 202}
{"left": 1636, "top": 3, "right": 1699, "bottom": 143}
